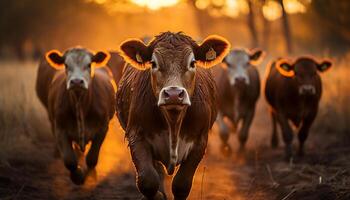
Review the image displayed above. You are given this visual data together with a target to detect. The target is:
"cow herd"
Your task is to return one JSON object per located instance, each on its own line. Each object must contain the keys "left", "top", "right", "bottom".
{"left": 35, "top": 31, "right": 332, "bottom": 200}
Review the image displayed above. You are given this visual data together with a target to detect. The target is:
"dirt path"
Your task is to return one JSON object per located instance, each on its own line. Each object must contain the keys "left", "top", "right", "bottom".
{"left": 1, "top": 96, "right": 349, "bottom": 200}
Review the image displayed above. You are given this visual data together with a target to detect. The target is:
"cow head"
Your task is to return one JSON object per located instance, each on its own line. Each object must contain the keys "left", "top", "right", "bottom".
{"left": 276, "top": 57, "right": 332, "bottom": 95}
{"left": 223, "top": 48, "right": 265, "bottom": 86}
{"left": 45, "top": 48, "right": 110, "bottom": 91}
{"left": 119, "top": 32, "right": 230, "bottom": 110}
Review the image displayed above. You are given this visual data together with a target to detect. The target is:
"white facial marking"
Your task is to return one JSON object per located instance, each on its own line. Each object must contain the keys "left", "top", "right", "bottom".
{"left": 65, "top": 52, "right": 92, "bottom": 90}
{"left": 226, "top": 50, "right": 250, "bottom": 86}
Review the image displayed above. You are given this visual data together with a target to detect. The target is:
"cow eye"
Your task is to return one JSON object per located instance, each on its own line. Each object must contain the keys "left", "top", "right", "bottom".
{"left": 151, "top": 61, "right": 157, "bottom": 69}
{"left": 190, "top": 60, "right": 196, "bottom": 69}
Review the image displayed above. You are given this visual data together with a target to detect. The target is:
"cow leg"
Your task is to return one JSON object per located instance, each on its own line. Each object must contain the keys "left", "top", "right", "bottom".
{"left": 298, "top": 111, "right": 317, "bottom": 157}
{"left": 56, "top": 129, "right": 86, "bottom": 185}
{"left": 217, "top": 112, "right": 232, "bottom": 156}
{"left": 86, "top": 125, "right": 108, "bottom": 170}
{"left": 276, "top": 114, "right": 294, "bottom": 161}
{"left": 154, "top": 161, "right": 167, "bottom": 199}
{"left": 270, "top": 110, "right": 279, "bottom": 149}
{"left": 238, "top": 107, "right": 255, "bottom": 152}
{"left": 130, "top": 139, "right": 164, "bottom": 200}
{"left": 172, "top": 145, "right": 205, "bottom": 200}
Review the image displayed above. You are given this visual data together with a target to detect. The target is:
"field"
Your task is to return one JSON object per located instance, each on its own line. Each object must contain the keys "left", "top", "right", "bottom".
{"left": 0, "top": 57, "right": 349, "bottom": 200}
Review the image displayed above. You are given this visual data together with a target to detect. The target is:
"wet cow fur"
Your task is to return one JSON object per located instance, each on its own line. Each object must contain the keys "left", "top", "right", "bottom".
{"left": 265, "top": 57, "right": 332, "bottom": 160}
{"left": 35, "top": 47, "right": 116, "bottom": 184}
{"left": 116, "top": 32, "right": 230, "bottom": 200}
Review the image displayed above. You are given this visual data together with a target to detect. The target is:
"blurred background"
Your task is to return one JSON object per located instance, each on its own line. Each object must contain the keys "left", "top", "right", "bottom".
{"left": 0, "top": 0, "right": 349, "bottom": 199}
{"left": 1, "top": 0, "right": 350, "bottom": 60}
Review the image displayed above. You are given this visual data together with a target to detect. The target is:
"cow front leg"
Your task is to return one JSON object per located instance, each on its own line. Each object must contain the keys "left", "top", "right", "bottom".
{"left": 216, "top": 112, "right": 232, "bottom": 156}
{"left": 276, "top": 113, "right": 294, "bottom": 161}
{"left": 56, "top": 129, "right": 86, "bottom": 185}
{"left": 172, "top": 145, "right": 205, "bottom": 200}
{"left": 298, "top": 111, "right": 316, "bottom": 156}
{"left": 130, "top": 139, "right": 164, "bottom": 200}
{"left": 154, "top": 161, "right": 167, "bottom": 199}
{"left": 86, "top": 125, "right": 108, "bottom": 170}
{"left": 238, "top": 107, "right": 255, "bottom": 152}
{"left": 270, "top": 110, "right": 279, "bottom": 148}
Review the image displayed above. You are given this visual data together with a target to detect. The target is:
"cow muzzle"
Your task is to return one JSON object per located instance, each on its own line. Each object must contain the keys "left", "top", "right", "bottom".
{"left": 67, "top": 78, "right": 88, "bottom": 90}
{"left": 158, "top": 86, "right": 191, "bottom": 108}
{"left": 299, "top": 84, "right": 316, "bottom": 95}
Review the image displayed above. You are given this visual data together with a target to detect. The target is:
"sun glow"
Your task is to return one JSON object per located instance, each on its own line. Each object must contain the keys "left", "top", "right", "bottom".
{"left": 131, "top": 0, "right": 180, "bottom": 10}
{"left": 263, "top": 0, "right": 308, "bottom": 21}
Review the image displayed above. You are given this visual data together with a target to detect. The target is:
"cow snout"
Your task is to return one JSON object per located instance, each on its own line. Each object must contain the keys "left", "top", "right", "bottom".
{"left": 158, "top": 86, "right": 191, "bottom": 106}
{"left": 235, "top": 77, "right": 247, "bottom": 84}
{"left": 299, "top": 85, "right": 316, "bottom": 95}
{"left": 70, "top": 79, "right": 85, "bottom": 88}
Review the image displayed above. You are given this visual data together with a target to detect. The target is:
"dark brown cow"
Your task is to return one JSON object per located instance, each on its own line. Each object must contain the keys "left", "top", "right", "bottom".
{"left": 116, "top": 32, "right": 230, "bottom": 200}
{"left": 265, "top": 56, "right": 332, "bottom": 160}
{"left": 35, "top": 47, "right": 116, "bottom": 184}
{"left": 213, "top": 48, "right": 264, "bottom": 155}
{"left": 106, "top": 51, "right": 125, "bottom": 83}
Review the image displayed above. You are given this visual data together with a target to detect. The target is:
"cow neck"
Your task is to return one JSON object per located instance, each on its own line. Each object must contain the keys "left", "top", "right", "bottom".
{"left": 161, "top": 107, "right": 188, "bottom": 175}
{"left": 68, "top": 87, "right": 92, "bottom": 152}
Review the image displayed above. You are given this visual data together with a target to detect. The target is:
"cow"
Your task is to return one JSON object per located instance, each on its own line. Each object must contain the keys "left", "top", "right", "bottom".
{"left": 213, "top": 48, "right": 265, "bottom": 155}
{"left": 264, "top": 56, "right": 332, "bottom": 160}
{"left": 106, "top": 51, "right": 125, "bottom": 83}
{"left": 116, "top": 32, "right": 230, "bottom": 200}
{"left": 35, "top": 47, "right": 116, "bottom": 185}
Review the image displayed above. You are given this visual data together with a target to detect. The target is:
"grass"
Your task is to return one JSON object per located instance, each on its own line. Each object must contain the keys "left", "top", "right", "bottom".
{"left": 313, "top": 53, "right": 350, "bottom": 140}
{"left": 0, "top": 61, "right": 50, "bottom": 162}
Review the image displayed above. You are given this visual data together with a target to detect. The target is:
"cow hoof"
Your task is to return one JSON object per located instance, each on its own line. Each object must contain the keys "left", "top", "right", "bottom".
{"left": 70, "top": 166, "right": 86, "bottom": 185}
{"left": 220, "top": 144, "right": 232, "bottom": 157}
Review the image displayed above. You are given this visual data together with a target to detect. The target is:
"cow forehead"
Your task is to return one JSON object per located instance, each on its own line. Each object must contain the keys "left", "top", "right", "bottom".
{"left": 294, "top": 59, "right": 317, "bottom": 73}
{"left": 153, "top": 46, "right": 193, "bottom": 66}
{"left": 65, "top": 50, "right": 92, "bottom": 67}
{"left": 226, "top": 50, "right": 249, "bottom": 65}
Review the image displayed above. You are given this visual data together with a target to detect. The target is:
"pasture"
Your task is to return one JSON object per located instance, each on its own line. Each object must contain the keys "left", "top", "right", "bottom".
{"left": 0, "top": 56, "right": 349, "bottom": 199}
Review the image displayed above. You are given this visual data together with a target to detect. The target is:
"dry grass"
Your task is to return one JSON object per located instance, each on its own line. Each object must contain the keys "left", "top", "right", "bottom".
{"left": 313, "top": 53, "right": 350, "bottom": 139}
{"left": 0, "top": 61, "right": 50, "bottom": 162}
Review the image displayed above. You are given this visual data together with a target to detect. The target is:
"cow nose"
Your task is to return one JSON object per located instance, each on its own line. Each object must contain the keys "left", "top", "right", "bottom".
{"left": 70, "top": 79, "right": 84, "bottom": 87}
{"left": 163, "top": 87, "right": 185, "bottom": 103}
{"left": 299, "top": 85, "right": 316, "bottom": 95}
{"left": 235, "top": 77, "right": 246, "bottom": 84}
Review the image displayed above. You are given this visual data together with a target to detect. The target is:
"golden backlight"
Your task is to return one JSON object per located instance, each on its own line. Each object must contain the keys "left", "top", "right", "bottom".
{"left": 131, "top": 0, "right": 181, "bottom": 10}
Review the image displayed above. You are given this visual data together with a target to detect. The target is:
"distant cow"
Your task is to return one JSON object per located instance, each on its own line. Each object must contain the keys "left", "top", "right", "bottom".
{"left": 116, "top": 32, "right": 230, "bottom": 199}
{"left": 265, "top": 57, "right": 332, "bottom": 160}
{"left": 213, "top": 48, "right": 264, "bottom": 155}
{"left": 106, "top": 51, "right": 125, "bottom": 83}
{"left": 35, "top": 47, "right": 116, "bottom": 184}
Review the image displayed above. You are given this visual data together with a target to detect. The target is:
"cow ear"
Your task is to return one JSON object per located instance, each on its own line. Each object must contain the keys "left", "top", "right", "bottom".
{"left": 249, "top": 49, "right": 265, "bottom": 65}
{"left": 45, "top": 50, "right": 65, "bottom": 70}
{"left": 195, "top": 35, "right": 231, "bottom": 68}
{"left": 276, "top": 59, "right": 295, "bottom": 77}
{"left": 92, "top": 51, "right": 110, "bottom": 67}
{"left": 119, "top": 39, "right": 151, "bottom": 70}
{"left": 317, "top": 60, "right": 332, "bottom": 72}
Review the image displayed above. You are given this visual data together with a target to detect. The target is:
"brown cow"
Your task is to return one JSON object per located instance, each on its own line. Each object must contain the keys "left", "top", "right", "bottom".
{"left": 116, "top": 32, "right": 230, "bottom": 200}
{"left": 35, "top": 47, "right": 115, "bottom": 184}
{"left": 213, "top": 48, "right": 264, "bottom": 155}
{"left": 265, "top": 56, "right": 332, "bottom": 160}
